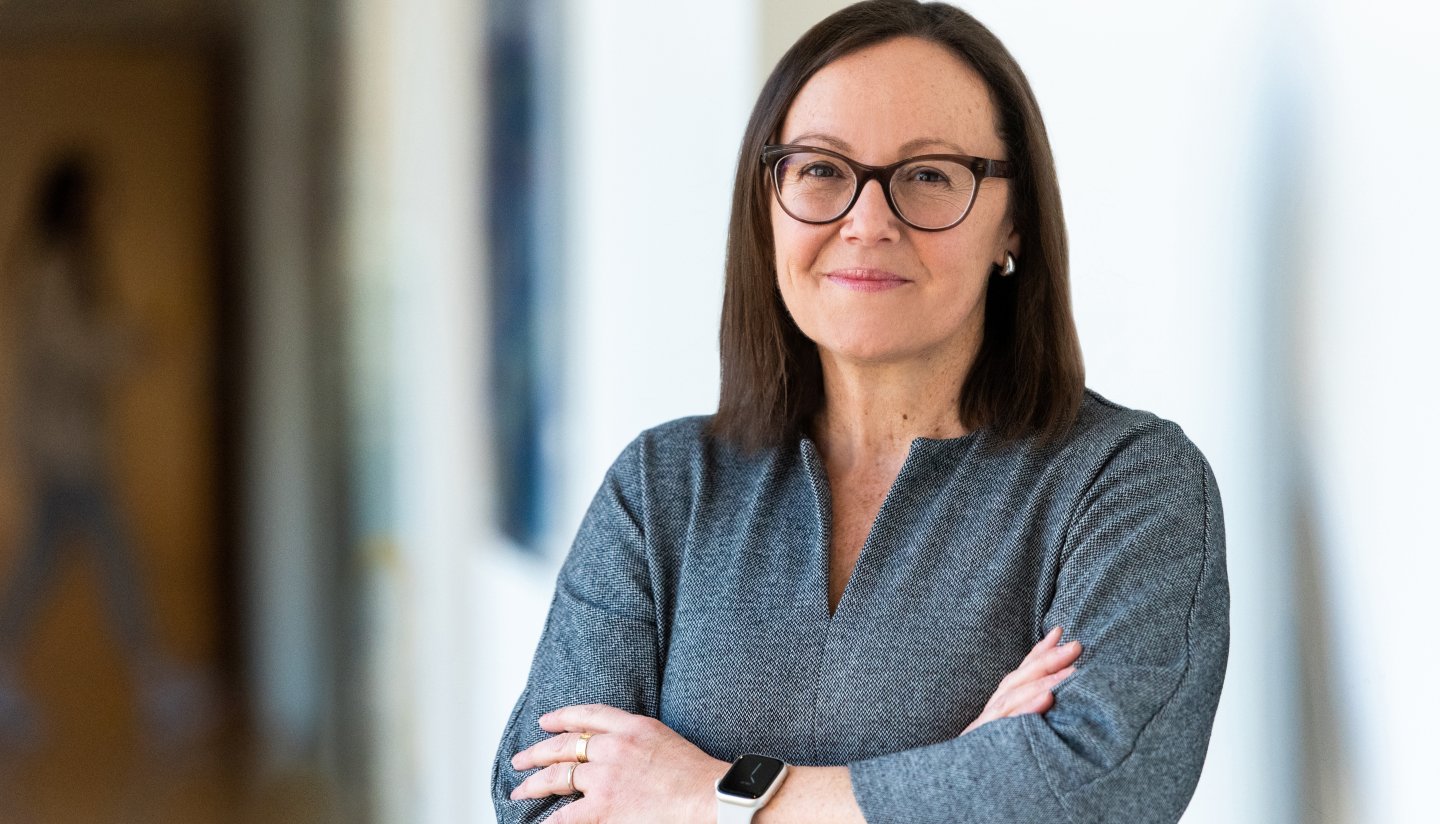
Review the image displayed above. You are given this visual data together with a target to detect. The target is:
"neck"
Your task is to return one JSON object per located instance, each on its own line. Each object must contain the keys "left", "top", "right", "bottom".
{"left": 812, "top": 346, "right": 973, "bottom": 475}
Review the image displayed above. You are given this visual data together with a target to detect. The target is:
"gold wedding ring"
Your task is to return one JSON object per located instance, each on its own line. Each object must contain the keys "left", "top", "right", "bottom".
{"left": 575, "top": 731, "right": 593, "bottom": 763}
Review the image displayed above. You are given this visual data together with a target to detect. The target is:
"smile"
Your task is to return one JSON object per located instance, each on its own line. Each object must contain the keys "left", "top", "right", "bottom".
{"left": 823, "top": 268, "right": 911, "bottom": 292}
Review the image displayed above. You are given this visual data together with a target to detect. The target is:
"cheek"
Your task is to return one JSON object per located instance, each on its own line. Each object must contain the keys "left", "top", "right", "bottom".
{"left": 771, "top": 209, "right": 826, "bottom": 281}
{"left": 932, "top": 204, "right": 1010, "bottom": 274}
{"left": 770, "top": 219, "right": 828, "bottom": 333}
{"left": 770, "top": 205, "right": 795, "bottom": 274}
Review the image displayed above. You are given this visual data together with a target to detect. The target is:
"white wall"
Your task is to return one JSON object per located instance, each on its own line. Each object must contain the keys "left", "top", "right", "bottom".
{"left": 759, "top": 0, "right": 848, "bottom": 74}
{"left": 342, "top": 0, "right": 486, "bottom": 821}
{"left": 475, "top": 1, "right": 758, "bottom": 823}
{"left": 554, "top": 1, "right": 756, "bottom": 522}
{"left": 1302, "top": 1, "right": 1440, "bottom": 819}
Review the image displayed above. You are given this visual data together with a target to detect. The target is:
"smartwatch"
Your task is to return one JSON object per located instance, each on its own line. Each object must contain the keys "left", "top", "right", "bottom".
{"left": 715, "top": 753, "right": 789, "bottom": 823}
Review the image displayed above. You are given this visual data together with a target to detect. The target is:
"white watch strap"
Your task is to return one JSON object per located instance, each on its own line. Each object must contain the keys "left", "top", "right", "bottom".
{"left": 716, "top": 761, "right": 787, "bottom": 824}
{"left": 716, "top": 799, "right": 759, "bottom": 824}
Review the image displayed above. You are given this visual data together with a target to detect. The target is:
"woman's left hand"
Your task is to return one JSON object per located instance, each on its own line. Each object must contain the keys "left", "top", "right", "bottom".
{"left": 509, "top": 703, "right": 729, "bottom": 823}
{"left": 962, "top": 625, "right": 1080, "bottom": 735}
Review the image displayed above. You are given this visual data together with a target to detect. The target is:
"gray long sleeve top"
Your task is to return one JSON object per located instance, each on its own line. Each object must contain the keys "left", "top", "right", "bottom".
{"left": 491, "top": 390, "right": 1229, "bottom": 823}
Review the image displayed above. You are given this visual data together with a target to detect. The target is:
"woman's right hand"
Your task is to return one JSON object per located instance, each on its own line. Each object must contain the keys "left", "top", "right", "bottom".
{"left": 962, "top": 626, "right": 1081, "bottom": 734}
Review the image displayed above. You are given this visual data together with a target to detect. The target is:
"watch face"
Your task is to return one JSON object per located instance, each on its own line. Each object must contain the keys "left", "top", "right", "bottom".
{"left": 717, "top": 754, "right": 785, "bottom": 799}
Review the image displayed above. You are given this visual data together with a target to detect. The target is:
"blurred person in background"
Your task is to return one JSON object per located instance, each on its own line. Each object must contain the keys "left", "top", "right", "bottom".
{"left": 493, "top": 1, "right": 1228, "bottom": 821}
{"left": 0, "top": 152, "right": 211, "bottom": 750}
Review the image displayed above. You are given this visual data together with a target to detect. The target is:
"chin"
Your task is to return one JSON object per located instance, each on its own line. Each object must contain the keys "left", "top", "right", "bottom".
{"left": 817, "top": 334, "right": 930, "bottom": 366}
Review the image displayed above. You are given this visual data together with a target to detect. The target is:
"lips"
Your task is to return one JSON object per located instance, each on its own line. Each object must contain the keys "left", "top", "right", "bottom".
{"left": 824, "top": 267, "right": 911, "bottom": 292}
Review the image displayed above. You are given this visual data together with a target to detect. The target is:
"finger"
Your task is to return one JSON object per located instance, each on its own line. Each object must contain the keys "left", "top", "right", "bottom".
{"left": 1003, "top": 640, "right": 1081, "bottom": 691}
{"left": 511, "top": 761, "right": 589, "bottom": 800}
{"left": 1003, "top": 666, "right": 1075, "bottom": 717}
{"left": 513, "top": 730, "right": 606, "bottom": 771}
{"left": 1034, "top": 638, "right": 1084, "bottom": 674}
{"left": 1020, "top": 626, "right": 1063, "bottom": 665}
{"left": 547, "top": 800, "right": 598, "bottom": 824}
{"left": 539, "top": 704, "right": 630, "bottom": 734}
{"left": 1010, "top": 629, "right": 1069, "bottom": 679}
{"left": 511, "top": 734, "right": 563, "bottom": 771}
{"left": 1046, "top": 639, "right": 1083, "bottom": 667}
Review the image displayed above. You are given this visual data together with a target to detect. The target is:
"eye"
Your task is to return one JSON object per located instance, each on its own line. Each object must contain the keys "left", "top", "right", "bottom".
{"left": 906, "top": 166, "right": 952, "bottom": 185}
{"left": 800, "top": 160, "right": 842, "bottom": 179}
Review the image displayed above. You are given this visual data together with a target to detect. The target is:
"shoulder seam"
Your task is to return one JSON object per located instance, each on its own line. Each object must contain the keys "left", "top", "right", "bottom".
{"left": 1052, "top": 416, "right": 1173, "bottom": 570}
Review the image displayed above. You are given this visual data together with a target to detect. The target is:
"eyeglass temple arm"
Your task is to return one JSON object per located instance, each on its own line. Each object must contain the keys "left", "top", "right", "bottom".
{"left": 983, "top": 158, "right": 1015, "bottom": 179}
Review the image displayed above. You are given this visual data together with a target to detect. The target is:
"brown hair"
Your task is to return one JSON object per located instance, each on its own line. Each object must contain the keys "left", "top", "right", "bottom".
{"left": 710, "top": 0, "right": 1084, "bottom": 452}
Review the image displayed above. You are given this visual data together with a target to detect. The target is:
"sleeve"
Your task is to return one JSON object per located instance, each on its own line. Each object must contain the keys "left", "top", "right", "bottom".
{"left": 490, "top": 437, "right": 663, "bottom": 824}
{"left": 847, "top": 422, "right": 1230, "bottom": 824}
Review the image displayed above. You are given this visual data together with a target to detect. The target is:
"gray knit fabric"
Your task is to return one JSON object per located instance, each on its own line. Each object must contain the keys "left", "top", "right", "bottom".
{"left": 491, "top": 390, "right": 1229, "bottom": 823}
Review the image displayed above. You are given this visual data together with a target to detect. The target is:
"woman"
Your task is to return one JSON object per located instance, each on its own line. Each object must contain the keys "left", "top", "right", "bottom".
{"left": 492, "top": 2, "right": 1228, "bottom": 822}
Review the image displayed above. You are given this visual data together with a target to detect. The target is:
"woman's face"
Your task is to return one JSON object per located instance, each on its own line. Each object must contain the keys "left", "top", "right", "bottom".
{"left": 771, "top": 36, "right": 1017, "bottom": 370}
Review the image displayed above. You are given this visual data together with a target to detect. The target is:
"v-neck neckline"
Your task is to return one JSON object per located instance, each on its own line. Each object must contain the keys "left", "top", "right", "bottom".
{"left": 798, "top": 431, "right": 982, "bottom": 621}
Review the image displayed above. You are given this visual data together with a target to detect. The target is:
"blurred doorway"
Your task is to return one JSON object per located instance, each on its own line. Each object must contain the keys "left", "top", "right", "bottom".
{"left": 0, "top": 43, "right": 239, "bottom": 822}
{"left": 0, "top": 21, "right": 350, "bottom": 819}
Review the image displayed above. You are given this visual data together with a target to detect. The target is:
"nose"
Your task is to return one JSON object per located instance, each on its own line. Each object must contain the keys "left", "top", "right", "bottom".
{"left": 840, "top": 178, "right": 901, "bottom": 244}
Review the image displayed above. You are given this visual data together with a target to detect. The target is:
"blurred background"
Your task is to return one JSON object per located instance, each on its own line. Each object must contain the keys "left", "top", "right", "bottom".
{"left": 0, "top": 0, "right": 1434, "bottom": 822}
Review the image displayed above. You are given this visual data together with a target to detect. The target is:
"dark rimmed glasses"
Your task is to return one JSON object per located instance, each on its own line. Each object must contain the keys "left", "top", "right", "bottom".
{"left": 761, "top": 144, "right": 1014, "bottom": 232}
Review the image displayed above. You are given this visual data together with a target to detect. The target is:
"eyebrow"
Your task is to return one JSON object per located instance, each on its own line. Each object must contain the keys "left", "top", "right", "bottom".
{"left": 785, "top": 132, "right": 973, "bottom": 157}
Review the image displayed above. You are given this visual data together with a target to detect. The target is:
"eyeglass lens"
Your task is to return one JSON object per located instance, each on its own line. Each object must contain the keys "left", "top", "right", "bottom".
{"left": 772, "top": 151, "right": 978, "bottom": 229}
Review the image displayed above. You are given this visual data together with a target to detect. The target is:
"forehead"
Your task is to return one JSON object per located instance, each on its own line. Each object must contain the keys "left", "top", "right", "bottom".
{"left": 779, "top": 36, "right": 1002, "bottom": 161}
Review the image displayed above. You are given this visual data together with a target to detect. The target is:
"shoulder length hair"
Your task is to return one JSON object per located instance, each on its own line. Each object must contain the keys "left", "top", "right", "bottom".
{"left": 710, "top": 0, "right": 1084, "bottom": 452}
